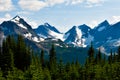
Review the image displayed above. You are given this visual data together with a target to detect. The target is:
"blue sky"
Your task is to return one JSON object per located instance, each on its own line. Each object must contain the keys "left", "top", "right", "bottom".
{"left": 0, "top": 0, "right": 120, "bottom": 32}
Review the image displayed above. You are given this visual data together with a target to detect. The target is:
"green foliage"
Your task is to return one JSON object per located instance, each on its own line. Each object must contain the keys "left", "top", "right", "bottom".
{"left": 40, "top": 49, "right": 44, "bottom": 67}
{"left": 7, "top": 68, "right": 24, "bottom": 80}
{"left": 15, "top": 35, "right": 30, "bottom": 71}
{"left": 88, "top": 42, "right": 95, "bottom": 64}
{"left": 0, "top": 69, "right": 5, "bottom": 80}
{"left": 95, "top": 48, "right": 102, "bottom": 64}
{"left": 49, "top": 44, "right": 57, "bottom": 72}
{"left": 1, "top": 35, "right": 120, "bottom": 79}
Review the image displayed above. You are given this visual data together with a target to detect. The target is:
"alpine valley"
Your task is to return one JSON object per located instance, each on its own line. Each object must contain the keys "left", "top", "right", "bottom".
{"left": 0, "top": 16, "right": 120, "bottom": 63}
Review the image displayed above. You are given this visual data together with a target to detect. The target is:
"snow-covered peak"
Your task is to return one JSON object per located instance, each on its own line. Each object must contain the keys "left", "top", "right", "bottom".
{"left": 44, "top": 23, "right": 50, "bottom": 27}
{"left": 12, "top": 15, "right": 21, "bottom": 22}
{"left": 65, "top": 26, "right": 82, "bottom": 39}
{"left": 10, "top": 16, "right": 31, "bottom": 30}
{"left": 75, "top": 26, "right": 82, "bottom": 38}
{"left": 11, "top": 18, "right": 27, "bottom": 29}
{"left": 65, "top": 26, "right": 77, "bottom": 34}
{"left": 34, "top": 23, "right": 63, "bottom": 40}
{"left": 64, "top": 26, "right": 83, "bottom": 47}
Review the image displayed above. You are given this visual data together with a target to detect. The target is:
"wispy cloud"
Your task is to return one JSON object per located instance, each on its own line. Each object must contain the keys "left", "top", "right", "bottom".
{"left": 29, "top": 21, "right": 38, "bottom": 29}
{"left": 88, "top": 20, "right": 98, "bottom": 28}
{"left": 18, "top": 0, "right": 66, "bottom": 11}
{"left": 86, "top": 0, "right": 105, "bottom": 7}
{"left": 46, "top": 0, "right": 66, "bottom": 6}
{"left": 18, "top": 0, "right": 47, "bottom": 11}
{"left": 71, "top": 0, "right": 84, "bottom": 5}
{"left": 109, "top": 16, "right": 120, "bottom": 24}
{"left": 18, "top": 0, "right": 106, "bottom": 11}
{"left": 0, "top": 0, "right": 14, "bottom": 12}
{"left": 17, "top": 11, "right": 30, "bottom": 15}
{"left": 0, "top": 13, "right": 12, "bottom": 23}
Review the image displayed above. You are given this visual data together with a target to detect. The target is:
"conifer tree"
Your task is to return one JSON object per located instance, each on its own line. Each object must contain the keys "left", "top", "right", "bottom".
{"left": 113, "top": 53, "right": 117, "bottom": 63}
{"left": 49, "top": 44, "right": 56, "bottom": 70}
{"left": 43, "top": 68, "right": 51, "bottom": 80}
{"left": 88, "top": 42, "right": 95, "bottom": 64}
{"left": 40, "top": 49, "right": 44, "bottom": 67}
{"left": 58, "top": 57, "right": 64, "bottom": 74}
{"left": 1, "top": 39, "right": 12, "bottom": 74}
{"left": 108, "top": 49, "right": 113, "bottom": 64}
{"left": 14, "top": 35, "right": 30, "bottom": 71}
{"left": 0, "top": 69, "right": 5, "bottom": 80}
{"left": 95, "top": 48, "right": 102, "bottom": 64}
{"left": 103, "top": 54, "right": 106, "bottom": 65}
{"left": 117, "top": 46, "right": 120, "bottom": 62}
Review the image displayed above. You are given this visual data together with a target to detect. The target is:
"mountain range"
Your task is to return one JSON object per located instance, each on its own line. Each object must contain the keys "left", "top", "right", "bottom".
{"left": 0, "top": 15, "right": 120, "bottom": 54}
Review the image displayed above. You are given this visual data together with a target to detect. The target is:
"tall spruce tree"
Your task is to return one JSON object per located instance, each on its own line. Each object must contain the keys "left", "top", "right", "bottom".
{"left": 2, "top": 40, "right": 11, "bottom": 71}
{"left": 117, "top": 46, "right": 120, "bottom": 62}
{"left": 96, "top": 48, "right": 102, "bottom": 64}
{"left": 88, "top": 42, "right": 95, "bottom": 64}
{"left": 40, "top": 49, "right": 44, "bottom": 67}
{"left": 108, "top": 49, "right": 113, "bottom": 64}
{"left": 14, "top": 35, "right": 30, "bottom": 71}
{"left": 49, "top": 44, "right": 56, "bottom": 70}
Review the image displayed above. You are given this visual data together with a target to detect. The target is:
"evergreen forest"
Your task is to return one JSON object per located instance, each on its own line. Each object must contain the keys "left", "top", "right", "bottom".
{"left": 0, "top": 35, "right": 120, "bottom": 80}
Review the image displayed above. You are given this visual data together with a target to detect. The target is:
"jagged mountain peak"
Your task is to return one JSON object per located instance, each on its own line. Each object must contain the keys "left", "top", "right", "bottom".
{"left": 98, "top": 20, "right": 110, "bottom": 27}
{"left": 44, "top": 22, "right": 51, "bottom": 27}
{"left": 11, "top": 15, "right": 24, "bottom": 22}
{"left": 112, "top": 21, "right": 120, "bottom": 26}
{"left": 36, "top": 23, "right": 60, "bottom": 34}
{"left": 73, "top": 26, "right": 77, "bottom": 28}
{"left": 64, "top": 25, "right": 83, "bottom": 47}
{"left": 78, "top": 24, "right": 90, "bottom": 29}
{"left": 91, "top": 20, "right": 110, "bottom": 32}
{"left": 10, "top": 16, "right": 33, "bottom": 30}
{"left": 66, "top": 26, "right": 78, "bottom": 33}
{"left": 78, "top": 24, "right": 91, "bottom": 33}
{"left": 11, "top": 15, "right": 23, "bottom": 23}
{"left": 34, "top": 23, "right": 63, "bottom": 39}
{"left": 12, "top": 15, "right": 21, "bottom": 20}
{"left": 0, "top": 15, "right": 41, "bottom": 43}
{"left": 79, "top": 24, "right": 88, "bottom": 27}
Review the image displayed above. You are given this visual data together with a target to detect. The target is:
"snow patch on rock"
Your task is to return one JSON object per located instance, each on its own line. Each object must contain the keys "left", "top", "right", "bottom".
{"left": 98, "top": 26, "right": 105, "bottom": 31}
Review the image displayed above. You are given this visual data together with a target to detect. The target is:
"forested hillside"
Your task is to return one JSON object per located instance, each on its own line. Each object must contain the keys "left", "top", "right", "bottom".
{"left": 0, "top": 35, "right": 120, "bottom": 80}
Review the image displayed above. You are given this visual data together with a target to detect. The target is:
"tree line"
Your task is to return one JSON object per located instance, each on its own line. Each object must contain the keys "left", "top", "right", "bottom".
{"left": 0, "top": 35, "right": 120, "bottom": 80}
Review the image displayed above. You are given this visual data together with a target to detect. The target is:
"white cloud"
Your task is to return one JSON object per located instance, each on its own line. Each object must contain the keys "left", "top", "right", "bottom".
{"left": 86, "top": 0, "right": 105, "bottom": 7}
{"left": 0, "top": 0, "right": 14, "bottom": 12}
{"left": 71, "top": 0, "right": 84, "bottom": 5}
{"left": 18, "top": 0, "right": 66, "bottom": 11}
{"left": 0, "top": 13, "right": 12, "bottom": 23}
{"left": 29, "top": 21, "right": 38, "bottom": 29}
{"left": 46, "top": 0, "right": 66, "bottom": 6}
{"left": 17, "top": 11, "right": 30, "bottom": 15}
{"left": 5, "top": 13, "right": 11, "bottom": 18}
{"left": 18, "top": 0, "right": 106, "bottom": 11}
{"left": 87, "top": 0, "right": 103, "bottom": 4}
{"left": 88, "top": 20, "right": 98, "bottom": 28}
{"left": 18, "top": 0, "right": 47, "bottom": 11}
{"left": 109, "top": 16, "right": 120, "bottom": 24}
